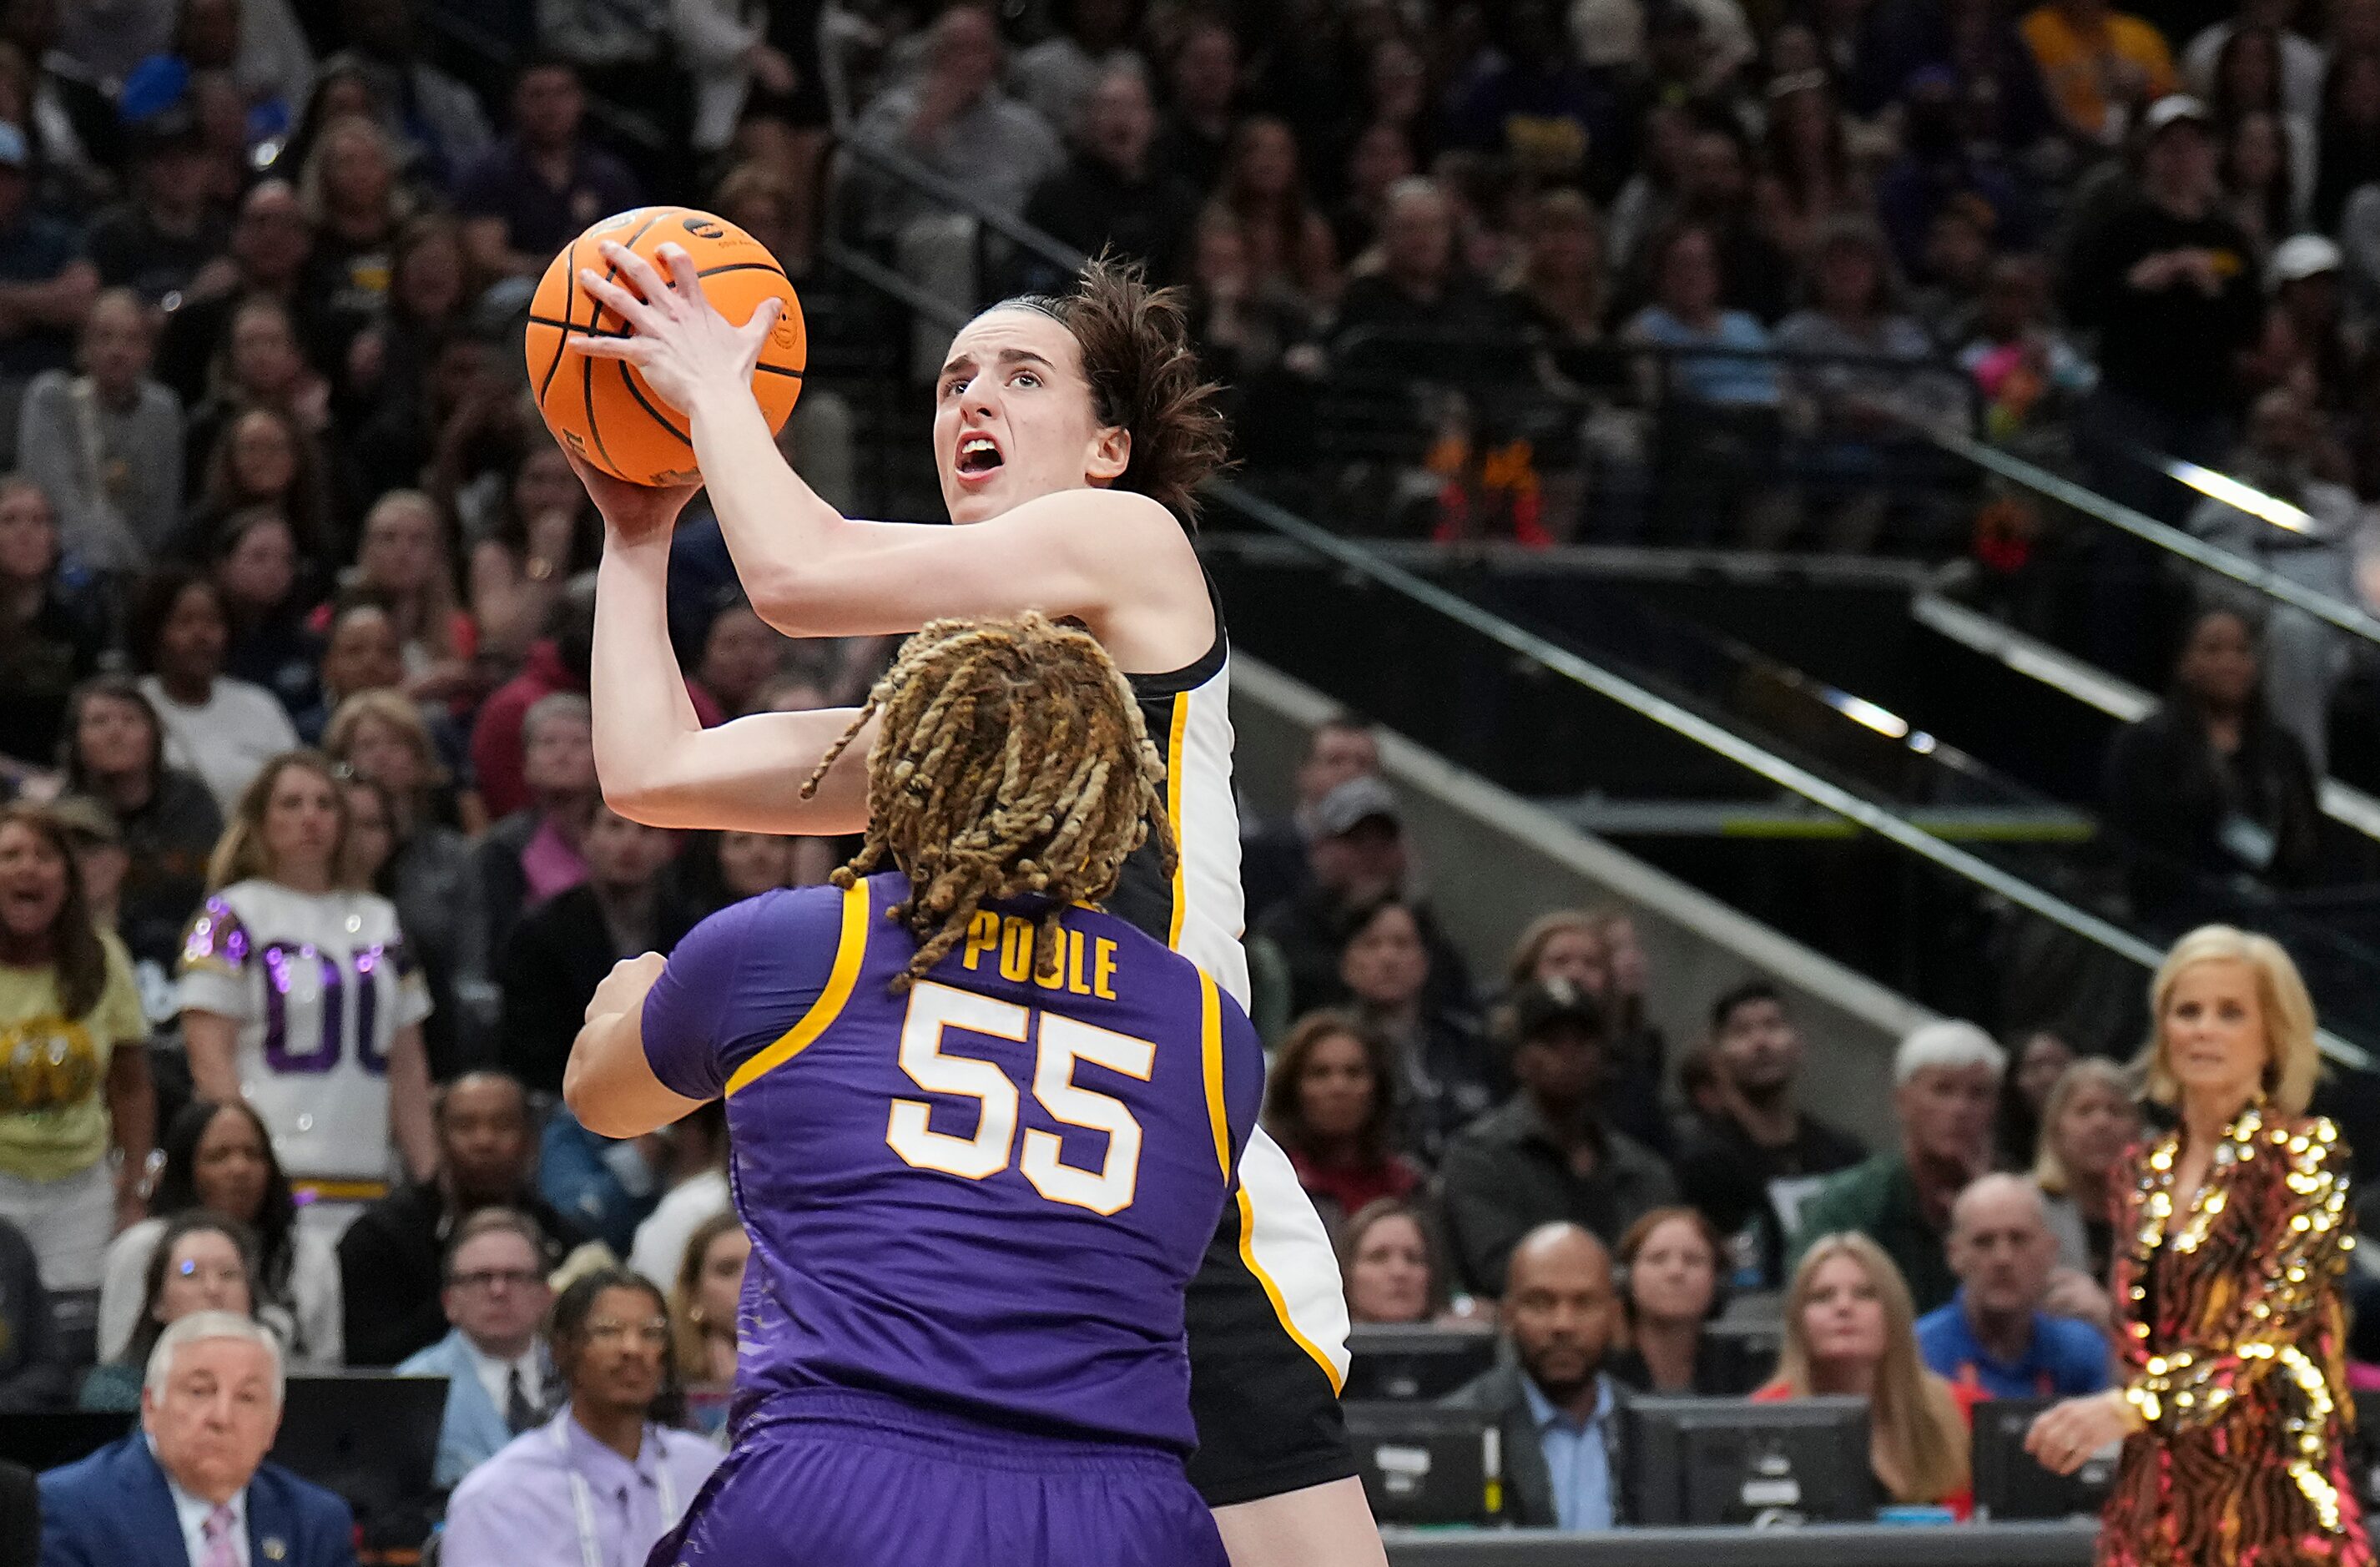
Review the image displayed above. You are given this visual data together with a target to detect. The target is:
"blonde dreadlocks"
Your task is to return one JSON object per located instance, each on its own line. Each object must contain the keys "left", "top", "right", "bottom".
{"left": 800, "top": 612, "right": 1179, "bottom": 992}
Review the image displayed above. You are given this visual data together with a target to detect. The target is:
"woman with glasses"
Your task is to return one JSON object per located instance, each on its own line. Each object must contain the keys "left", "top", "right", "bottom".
{"left": 441, "top": 1267, "right": 719, "bottom": 1567}
{"left": 78, "top": 1212, "right": 256, "bottom": 1410}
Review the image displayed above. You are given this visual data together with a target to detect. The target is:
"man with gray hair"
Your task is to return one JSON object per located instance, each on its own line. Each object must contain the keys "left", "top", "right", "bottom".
{"left": 1914, "top": 1174, "right": 2111, "bottom": 1399}
{"left": 38, "top": 1311, "right": 356, "bottom": 1567}
{"left": 1791, "top": 1020, "right": 2005, "bottom": 1313}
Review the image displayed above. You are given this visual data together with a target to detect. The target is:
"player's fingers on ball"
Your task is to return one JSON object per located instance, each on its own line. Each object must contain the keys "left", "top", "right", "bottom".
{"left": 658, "top": 242, "right": 703, "bottom": 298}
{"left": 568, "top": 330, "right": 637, "bottom": 360}
{"left": 578, "top": 269, "right": 653, "bottom": 328}
{"left": 739, "top": 296, "right": 784, "bottom": 350}
{"left": 603, "top": 242, "right": 677, "bottom": 313}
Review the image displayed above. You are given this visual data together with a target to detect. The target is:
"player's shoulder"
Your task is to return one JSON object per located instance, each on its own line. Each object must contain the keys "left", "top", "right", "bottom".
{"left": 1001, "top": 486, "right": 1189, "bottom": 550}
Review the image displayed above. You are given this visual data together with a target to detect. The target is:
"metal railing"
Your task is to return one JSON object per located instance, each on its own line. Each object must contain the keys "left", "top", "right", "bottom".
{"left": 817, "top": 128, "right": 2372, "bottom": 1066}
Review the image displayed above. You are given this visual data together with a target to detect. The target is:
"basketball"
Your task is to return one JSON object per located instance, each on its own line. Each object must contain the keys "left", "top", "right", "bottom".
{"left": 527, "top": 205, "right": 807, "bottom": 486}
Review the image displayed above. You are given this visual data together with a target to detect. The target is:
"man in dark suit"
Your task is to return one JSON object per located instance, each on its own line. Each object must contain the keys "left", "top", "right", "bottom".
{"left": 1440, "top": 1222, "right": 1631, "bottom": 1529}
{"left": 38, "top": 1311, "right": 355, "bottom": 1567}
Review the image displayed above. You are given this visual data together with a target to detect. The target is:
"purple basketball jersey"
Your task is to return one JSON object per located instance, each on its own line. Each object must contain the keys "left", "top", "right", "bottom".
{"left": 640, "top": 871, "right": 1265, "bottom": 1454}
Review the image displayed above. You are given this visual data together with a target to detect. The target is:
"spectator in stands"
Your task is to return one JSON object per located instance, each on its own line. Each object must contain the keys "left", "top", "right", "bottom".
{"left": 1624, "top": 220, "right": 1782, "bottom": 407}
{"left": 1022, "top": 64, "right": 1198, "bottom": 289}
{"left": 2317, "top": 49, "right": 2380, "bottom": 229}
{"left": 1793, "top": 1021, "right": 2005, "bottom": 1315}
{"left": 2251, "top": 235, "right": 2356, "bottom": 413}
{"left": 1255, "top": 773, "right": 1469, "bottom": 1018}
{"left": 2020, "top": 0, "right": 2178, "bottom": 144}
{"left": 99, "top": 1098, "right": 340, "bottom": 1370}
{"left": 58, "top": 677, "right": 222, "bottom": 970}
{"left": 0, "top": 476, "right": 101, "bottom": 769}
{"left": 1756, "top": 71, "right": 1870, "bottom": 265}
{"left": 1505, "top": 911, "right": 1611, "bottom": 1000}
{"left": 1011, "top": 0, "right": 1143, "bottom": 139}
{"left": 211, "top": 511, "right": 320, "bottom": 718}
{"left": 1217, "top": 115, "right": 1339, "bottom": 312}
{"left": 154, "top": 179, "right": 312, "bottom": 407}
{"left": 468, "top": 444, "right": 598, "bottom": 668}
{"left": 45, "top": 1312, "right": 355, "bottom": 1567}
{"left": 1263, "top": 1011, "right": 1425, "bottom": 1232}
{"left": 1450, "top": 0, "right": 1628, "bottom": 193}
{"left": 2219, "top": 109, "right": 2302, "bottom": 252}
{"left": 339, "top": 1071, "right": 587, "bottom": 1368}
{"left": 294, "top": 112, "right": 413, "bottom": 391}
{"left": 1242, "top": 716, "right": 1378, "bottom": 926}
{"left": 441, "top": 1267, "right": 719, "bottom": 1567}
{"left": 1505, "top": 189, "right": 1608, "bottom": 352}
{"left": 292, "top": 600, "right": 403, "bottom": 742}
{"left": 1339, "top": 1196, "right": 1460, "bottom": 1324}
{"left": 1756, "top": 1232, "right": 1974, "bottom": 1509}
{"left": 342, "top": 214, "right": 466, "bottom": 423}
{"left": 1440, "top": 1222, "right": 1628, "bottom": 1529}
{"left": 2185, "top": 0, "right": 2324, "bottom": 118}
{"left": 1958, "top": 253, "right": 2100, "bottom": 436}
{"left": 655, "top": 829, "right": 824, "bottom": 947}
{"left": 1606, "top": 1206, "right": 1769, "bottom": 1395}
{"left": 1998, "top": 1028, "right": 2077, "bottom": 1168}
{"left": 181, "top": 298, "right": 328, "bottom": 492}
{"left": 668, "top": 1209, "right": 747, "bottom": 1437}
{"left": 2063, "top": 97, "right": 2262, "bottom": 526}
{"left": 1776, "top": 216, "right": 1968, "bottom": 486}
{"left": 456, "top": 58, "right": 641, "bottom": 284}
{"left": 1505, "top": 910, "right": 1673, "bottom": 1151}
{"left": 18, "top": 288, "right": 183, "bottom": 576}
{"left": 1677, "top": 981, "right": 1866, "bottom": 1289}
{"left": 186, "top": 405, "right": 330, "bottom": 565}
{"left": 81, "top": 1212, "right": 256, "bottom": 1410}
{"left": 848, "top": 5, "right": 1061, "bottom": 371}
{"left": 1341, "top": 896, "right": 1491, "bottom": 1158}
{"left": 603, "top": 1101, "right": 724, "bottom": 1277}
{"left": 686, "top": 600, "right": 784, "bottom": 720}
{"left": 474, "top": 579, "right": 600, "bottom": 821}
{"left": 1592, "top": 909, "right": 1669, "bottom": 1096}
{"left": 395, "top": 1208, "right": 559, "bottom": 1488}
{"left": 324, "top": 0, "right": 491, "bottom": 184}
{"left": 0, "top": 1209, "right": 58, "bottom": 1410}
{"left": 0, "top": 119, "right": 97, "bottom": 398}
{"left": 86, "top": 111, "right": 230, "bottom": 305}
{"left": 1152, "top": 15, "right": 1237, "bottom": 194}
{"left": 1441, "top": 980, "right": 1678, "bottom": 1297}
{"left": 497, "top": 804, "right": 679, "bottom": 1096}
{"left": 179, "top": 751, "right": 436, "bottom": 1217}
{"left": 134, "top": 566, "right": 305, "bottom": 814}
{"left": 0, "top": 804, "right": 149, "bottom": 1307}
{"left": 2033, "top": 1057, "right": 2141, "bottom": 1281}
{"left": 1916, "top": 1173, "right": 2112, "bottom": 1398}
{"left": 476, "top": 692, "right": 599, "bottom": 956}
{"left": 1333, "top": 178, "right": 1504, "bottom": 344}
{"left": 2103, "top": 605, "right": 2322, "bottom": 926}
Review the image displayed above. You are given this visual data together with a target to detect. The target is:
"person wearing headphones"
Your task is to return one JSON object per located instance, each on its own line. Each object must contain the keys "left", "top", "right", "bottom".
{"left": 1606, "top": 1206, "right": 1771, "bottom": 1396}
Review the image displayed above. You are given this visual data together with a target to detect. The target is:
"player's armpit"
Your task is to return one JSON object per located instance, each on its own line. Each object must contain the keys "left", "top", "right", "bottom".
{"left": 600, "top": 707, "right": 876, "bottom": 834}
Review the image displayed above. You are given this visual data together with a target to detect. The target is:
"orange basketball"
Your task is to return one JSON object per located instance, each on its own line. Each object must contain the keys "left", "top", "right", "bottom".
{"left": 527, "top": 205, "right": 806, "bottom": 486}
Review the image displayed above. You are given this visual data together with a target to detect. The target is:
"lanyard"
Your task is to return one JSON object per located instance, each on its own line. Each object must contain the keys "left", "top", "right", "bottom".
{"left": 552, "top": 1416, "right": 679, "bottom": 1567}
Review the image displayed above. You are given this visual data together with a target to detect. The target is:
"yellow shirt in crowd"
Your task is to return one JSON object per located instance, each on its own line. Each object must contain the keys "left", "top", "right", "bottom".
{"left": 0, "top": 933, "right": 144, "bottom": 1182}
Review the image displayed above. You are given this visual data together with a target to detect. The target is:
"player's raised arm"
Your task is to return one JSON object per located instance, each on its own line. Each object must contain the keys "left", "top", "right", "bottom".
{"left": 572, "top": 244, "right": 1215, "bottom": 673}
{"left": 573, "top": 451, "right": 874, "bottom": 831}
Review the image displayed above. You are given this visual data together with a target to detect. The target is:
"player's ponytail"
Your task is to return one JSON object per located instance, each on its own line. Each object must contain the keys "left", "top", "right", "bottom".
{"left": 1006, "top": 253, "right": 1230, "bottom": 522}
{"left": 801, "top": 612, "right": 1177, "bottom": 993}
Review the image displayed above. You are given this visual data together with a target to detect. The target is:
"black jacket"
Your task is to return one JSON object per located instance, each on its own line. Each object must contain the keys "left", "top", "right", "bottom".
{"left": 1440, "top": 1359, "right": 1636, "bottom": 1527}
{"left": 496, "top": 884, "right": 632, "bottom": 1098}
{"left": 336, "top": 1181, "right": 589, "bottom": 1367}
{"left": 2102, "top": 699, "right": 2323, "bottom": 925}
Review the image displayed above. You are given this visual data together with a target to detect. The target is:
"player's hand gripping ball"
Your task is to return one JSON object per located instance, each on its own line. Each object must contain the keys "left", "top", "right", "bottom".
{"left": 527, "top": 206, "right": 806, "bottom": 486}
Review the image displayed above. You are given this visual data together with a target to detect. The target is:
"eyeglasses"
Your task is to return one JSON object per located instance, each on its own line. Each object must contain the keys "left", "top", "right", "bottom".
{"left": 451, "top": 1267, "right": 543, "bottom": 1293}
{"left": 583, "top": 1317, "right": 670, "bottom": 1347}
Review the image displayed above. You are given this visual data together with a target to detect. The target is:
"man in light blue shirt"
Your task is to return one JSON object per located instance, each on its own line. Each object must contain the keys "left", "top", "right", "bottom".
{"left": 1443, "top": 1222, "right": 1625, "bottom": 1529}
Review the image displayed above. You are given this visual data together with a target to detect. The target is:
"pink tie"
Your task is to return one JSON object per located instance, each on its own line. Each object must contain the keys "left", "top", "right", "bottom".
{"left": 202, "top": 1504, "right": 238, "bottom": 1567}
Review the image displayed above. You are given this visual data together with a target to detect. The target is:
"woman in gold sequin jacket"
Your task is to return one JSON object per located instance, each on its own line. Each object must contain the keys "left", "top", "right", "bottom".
{"left": 2027, "top": 925, "right": 2371, "bottom": 1567}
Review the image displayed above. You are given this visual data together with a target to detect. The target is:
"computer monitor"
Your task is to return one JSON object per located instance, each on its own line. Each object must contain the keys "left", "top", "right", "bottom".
{"left": 1971, "top": 1397, "right": 2116, "bottom": 1521}
{"left": 1343, "top": 1403, "right": 1504, "bottom": 1527}
{"left": 1339, "top": 1325, "right": 1499, "bottom": 1403}
{"left": 1619, "top": 1395, "right": 1873, "bottom": 1526}
{"left": 0, "top": 1410, "right": 133, "bottom": 1474}
{"left": 270, "top": 1373, "right": 449, "bottom": 1541}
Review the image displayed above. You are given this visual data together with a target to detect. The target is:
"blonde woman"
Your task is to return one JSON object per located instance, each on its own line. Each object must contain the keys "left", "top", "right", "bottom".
{"left": 1501, "top": 909, "right": 1611, "bottom": 998}
{"left": 1753, "top": 1232, "right": 1974, "bottom": 1513}
{"left": 177, "top": 752, "right": 434, "bottom": 1237}
{"left": 2031, "top": 1058, "right": 2141, "bottom": 1285}
{"left": 2027, "top": 926, "right": 2371, "bottom": 1566}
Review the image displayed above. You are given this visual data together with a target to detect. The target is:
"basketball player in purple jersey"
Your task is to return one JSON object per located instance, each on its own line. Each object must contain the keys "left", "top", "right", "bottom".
{"left": 567, "top": 612, "right": 1258, "bottom": 1564}
{"left": 568, "top": 246, "right": 1379, "bottom": 1564}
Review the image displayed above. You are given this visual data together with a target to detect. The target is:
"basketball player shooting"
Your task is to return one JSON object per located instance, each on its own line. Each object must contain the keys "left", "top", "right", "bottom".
{"left": 565, "top": 240, "right": 1384, "bottom": 1566}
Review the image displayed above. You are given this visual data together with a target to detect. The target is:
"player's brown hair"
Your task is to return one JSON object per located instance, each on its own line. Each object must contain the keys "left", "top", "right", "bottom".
{"left": 1007, "top": 253, "right": 1230, "bottom": 521}
{"left": 803, "top": 612, "right": 1177, "bottom": 993}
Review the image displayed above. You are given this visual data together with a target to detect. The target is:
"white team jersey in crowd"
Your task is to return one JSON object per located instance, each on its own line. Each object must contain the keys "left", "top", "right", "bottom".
{"left": 176, "top": 879, "right": 431, "bottom": 1183}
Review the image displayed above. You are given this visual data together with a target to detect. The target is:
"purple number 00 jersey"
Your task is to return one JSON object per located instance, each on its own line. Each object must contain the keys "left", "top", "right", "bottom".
{"left": 640, "top": 869, "right": 1266, "bottom": 1454}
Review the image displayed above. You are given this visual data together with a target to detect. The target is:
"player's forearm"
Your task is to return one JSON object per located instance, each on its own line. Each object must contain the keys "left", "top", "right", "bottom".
{"left": 566, "top": 1009, "right": 702, "bottom": 1138}
{"left": 591, "top": 527, "right": 711, "bottom": 816}
{"left": 684, "top": 381, "right": 858, "bottom": 633}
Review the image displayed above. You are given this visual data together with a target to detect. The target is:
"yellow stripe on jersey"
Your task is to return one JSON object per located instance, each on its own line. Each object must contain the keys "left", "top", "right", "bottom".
{"left": 1234, "top": 1181, "right": 1346, "bottom": 1393}
{"left": 1198, "top": 970, "right": 1230, "bottom": 1182}
{"left": 1165, "top": 692, "right": 1188, "bottom": 950}
{"left": 724, "top": 879, "right": 873, "bottom": 1097}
